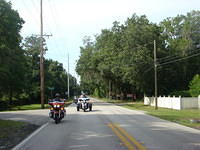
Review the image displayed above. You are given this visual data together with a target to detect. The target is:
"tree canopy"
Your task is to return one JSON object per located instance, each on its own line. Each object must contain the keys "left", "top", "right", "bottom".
{"left": 76, "top": 11, "right": 200, "bottom": 98}
{"left": 0, "top": 0, "right": 25, "bottom": 104}
{"left": 0, "top": 0, "right": 80, "bottom": 110}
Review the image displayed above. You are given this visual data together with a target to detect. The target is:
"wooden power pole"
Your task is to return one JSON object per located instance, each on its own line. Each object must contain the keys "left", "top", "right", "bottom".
{"left": 39, "top": 0, "right": 52, "bottom": 108}
{"left": 154, "top": 40, "right": 158, "bottom": 110}
{"left": 67, "top": 53, "right": 70, "bottom": 98}
{"left": 40, "top": 0, "right": 45, "bottom": 109}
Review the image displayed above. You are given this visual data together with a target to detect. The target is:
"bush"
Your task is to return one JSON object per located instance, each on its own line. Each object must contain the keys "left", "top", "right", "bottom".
{"left": 0, "top": 100, "right": 9, "bottom": 111}
{"left": 170, "top": 90, "right": 191, "bottom": 97}
{"left": 93, "top": 87, "right": 106, "bottom": 98}
{"left": 189, "top": 74, "right": 200, "bottom": 97}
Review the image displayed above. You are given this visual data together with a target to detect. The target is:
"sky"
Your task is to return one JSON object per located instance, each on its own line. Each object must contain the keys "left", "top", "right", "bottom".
{"left": 9, "top": 0, "right": 200, "bottom": 82}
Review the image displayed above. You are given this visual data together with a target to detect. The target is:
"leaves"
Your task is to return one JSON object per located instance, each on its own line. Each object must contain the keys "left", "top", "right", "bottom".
{"left": 189, "top": 74, "right": 200, "bottom": 97}
{"left": 77, "top": 11, "right": 200, "bottom": 98}
{"left": 0, "top": 0, "right": 25, "bottom": 98}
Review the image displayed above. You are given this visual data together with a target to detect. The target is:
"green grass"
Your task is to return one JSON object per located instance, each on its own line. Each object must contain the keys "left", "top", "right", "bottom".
{"left": 99, "top": 97, "right": 200, "bottom": 129}
{"left": 0, "top": 120, "right": 26, "bottom": 138}
{"left": 97, "top": 97, "right": 137, "bottom": 103}
{"left": 124, "top": 103, "right": 200, "bottom": 129}
{"left": 0, "top": 120, "right": 38, "bottom": 149}
{"left": 9, "top": 104, "right": 49, "bottom": 111}
{"left": 7, "top": 100, "right": 72, "bottom": 111}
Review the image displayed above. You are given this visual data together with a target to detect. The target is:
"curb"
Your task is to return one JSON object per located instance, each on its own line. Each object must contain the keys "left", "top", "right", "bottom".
{"left": 12, "top": 122, "right": 49, "bottom": 150}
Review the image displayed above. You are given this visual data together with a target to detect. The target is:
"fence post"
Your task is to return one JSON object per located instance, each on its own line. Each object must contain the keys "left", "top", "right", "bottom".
{"left": 179, "top": 96, "right": 182, "bottom": 110}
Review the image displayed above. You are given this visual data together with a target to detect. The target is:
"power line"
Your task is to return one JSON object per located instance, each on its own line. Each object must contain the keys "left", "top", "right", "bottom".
{"left": 158, "top": 51, "right": 200, "bottom": 67}
{"left": 31, "top": 0, "right": 40, "bottom": 14}
{"left": 142, "top": 66, "right": 154, "bottom": 75}
{"left": 157, "top": 48, "right": 200, "bottom": 63}
{"left": 21, "top": 0, "right": 39, "bottom": 25}
{"left": 47, "top": 0, "right": 69, "bottom": 65}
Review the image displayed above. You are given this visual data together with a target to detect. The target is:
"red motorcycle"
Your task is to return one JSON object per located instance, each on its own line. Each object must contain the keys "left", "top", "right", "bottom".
{"left": 48, "top": 100, "right": 65, "bottom": 124}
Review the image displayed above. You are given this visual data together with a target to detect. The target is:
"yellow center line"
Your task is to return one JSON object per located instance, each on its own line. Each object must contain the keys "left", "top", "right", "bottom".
{"left": 108, "top": 123, "right": 136, "bottom": 150}
{"left": 112, "top": 123, "right": 147, "bottom": 150}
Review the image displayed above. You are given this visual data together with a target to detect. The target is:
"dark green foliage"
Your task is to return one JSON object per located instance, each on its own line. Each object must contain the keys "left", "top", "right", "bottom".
{"left": 189, "top": 74, "right": 200, "bottom": 97}
{"left": 0, "top": 0, "right": 25, "bottom": 105}
{"left": 76, "top": 11, "right": 200, "bottom": 98}
{"left": 45, "top": 59, "right": 79, "bottom": 99}
{"left": 21, "top": 35, "right": 80, "bottom": 104}
{"left": 170, "top": 91, "right": 191, "bottom": 97}
{"left": 0, "top": 0, "right": 80, "bottom": 110}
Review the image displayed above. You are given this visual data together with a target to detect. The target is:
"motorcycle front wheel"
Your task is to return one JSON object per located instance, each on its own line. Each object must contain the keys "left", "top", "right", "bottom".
{"left": 55, "top": 114, "right": 59, "bottom": 124}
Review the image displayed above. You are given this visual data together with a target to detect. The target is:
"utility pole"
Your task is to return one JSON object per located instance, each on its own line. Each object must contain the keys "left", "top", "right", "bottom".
{"left": 154, "top": 40, "right": 158, "bottom": 110}
{"left": 109, "top": 80, "right": 111, "bottom": 100}
{"left": 67, "top": 53, "right": 70, "bottom": 99}
{"left": 40, "top": 0, "right": 44, "bottom": 109}
{"left": 39, "top": 0, "right": 52, "bottom": 109}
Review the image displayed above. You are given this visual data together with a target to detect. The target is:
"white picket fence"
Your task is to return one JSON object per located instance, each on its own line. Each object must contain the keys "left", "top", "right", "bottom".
{"left": 144, "top": 95, "right": 200, "bottom": 110}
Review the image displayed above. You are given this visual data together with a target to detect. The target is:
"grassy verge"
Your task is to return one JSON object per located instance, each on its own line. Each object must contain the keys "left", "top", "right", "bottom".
{"left": 6, "top": 100, "right": 73, "bottom": 111}
{"left": 95, "top": 97, "right": 138, "bottom": 103}
{"left": 9, "top": 104, "right": 49, "bottom": 111}
{"left": 98, "top": 97, "right": 200, "bottom": 129}
{"left": 0, "top": 120, "right": 38, "bottom": 150}
{"left": 124, "top": 103, "right": 200, "bottom": 129}
{"left": 65, "top": 100, "right": 73, "bottom": 106}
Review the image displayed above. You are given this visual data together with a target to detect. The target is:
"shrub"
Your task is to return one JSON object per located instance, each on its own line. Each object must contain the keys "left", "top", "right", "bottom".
{"left": 0, "top": 100, "right": 9, "bottom": 111}
{"left": 189, "top": 74, "right": 200, "bottom": 97}
{"left": 170, "top": 90, "right": 191, "bottom": 97}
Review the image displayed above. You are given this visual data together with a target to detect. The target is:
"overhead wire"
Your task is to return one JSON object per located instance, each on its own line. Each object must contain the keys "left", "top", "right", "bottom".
{"left": 29, "top": 0, "right": 55, "bottom": 58}
{"left": 20, "top": 0, "right": 65, "bottom": 70}
{"left": 46, "top": 0, "right": 63, "bottom": 56}
{"left": 119, "top": 48, "right": 200, "bottom": 73}
{"left": 21, "top": 0, "right": 39, "bottom": 25}
{"left": 46, "top": 8, "right": 62, "bottom": 58}
{"left": 48, "top": 0, "right": 77, "bottom": 77}
{"left": 30, "top": 0, "right": 65, "bottom": 66}
{"left": 47, "top": 0, "right": 73, "bottom": 74}
{"left": 24, "top": 0, "right": 199, "bottom": 77}
{"left": 157, "top": 48, "right": 200, "bottom": 63}
{"left": 138, "top": 49, "right": 200, "bottom": 76}
{"left": 158, "top": 51, "right": 200, "bottom": 67}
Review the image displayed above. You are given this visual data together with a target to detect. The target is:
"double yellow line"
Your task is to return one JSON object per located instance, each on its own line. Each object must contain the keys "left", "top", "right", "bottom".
{"left": 108, "top": 123, "right": 147, "bottom": 150}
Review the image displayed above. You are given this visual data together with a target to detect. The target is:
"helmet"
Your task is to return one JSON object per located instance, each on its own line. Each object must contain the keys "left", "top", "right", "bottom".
{"left": 55, "top": 93, "right": 60, "bottom": 97}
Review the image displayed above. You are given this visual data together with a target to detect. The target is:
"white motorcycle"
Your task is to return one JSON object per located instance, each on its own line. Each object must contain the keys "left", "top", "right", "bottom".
{"left": 77, "top": 97, "right": 92, "bottom": 112}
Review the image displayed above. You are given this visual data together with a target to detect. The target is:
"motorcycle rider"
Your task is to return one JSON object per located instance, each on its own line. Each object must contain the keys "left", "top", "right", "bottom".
{"left": 77, "top": 93, "right": 91, "bottom": 111}
{"left": 77, "top": 93, "right": 87, "bottom": 104}
{"left": 79, "top": 93, "right": 87, "bottom": 98}
{"left": 49, "top": 93, "right": 66, "bottom": 118}
{"left": 54, "top": 93, "right": 62, "bottom": 102}
{"left": 49, "top": 93, "right": 62, "bottom": 102}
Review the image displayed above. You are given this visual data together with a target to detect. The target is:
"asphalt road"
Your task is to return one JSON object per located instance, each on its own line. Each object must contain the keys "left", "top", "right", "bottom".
{"left": 1, "top": 99, "right": 200, "bottom": 150}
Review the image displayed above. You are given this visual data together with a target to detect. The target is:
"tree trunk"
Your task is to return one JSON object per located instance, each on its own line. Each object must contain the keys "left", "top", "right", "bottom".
{"left": 9, "top": 86, "right": 13, "bottom": 105}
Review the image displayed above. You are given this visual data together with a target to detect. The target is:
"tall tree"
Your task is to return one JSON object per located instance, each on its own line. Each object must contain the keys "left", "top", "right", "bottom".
{"left": 22, "top": 35, "right": 45, "bottom": 103}
{"left": 76, "top": 11, "right": 200, "bottom": 99}
{"left": 0, "top": 0, "right": 25, "bottom": 104}
{"left": 159, "top": 10, "right": 200, "bottom": 94}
